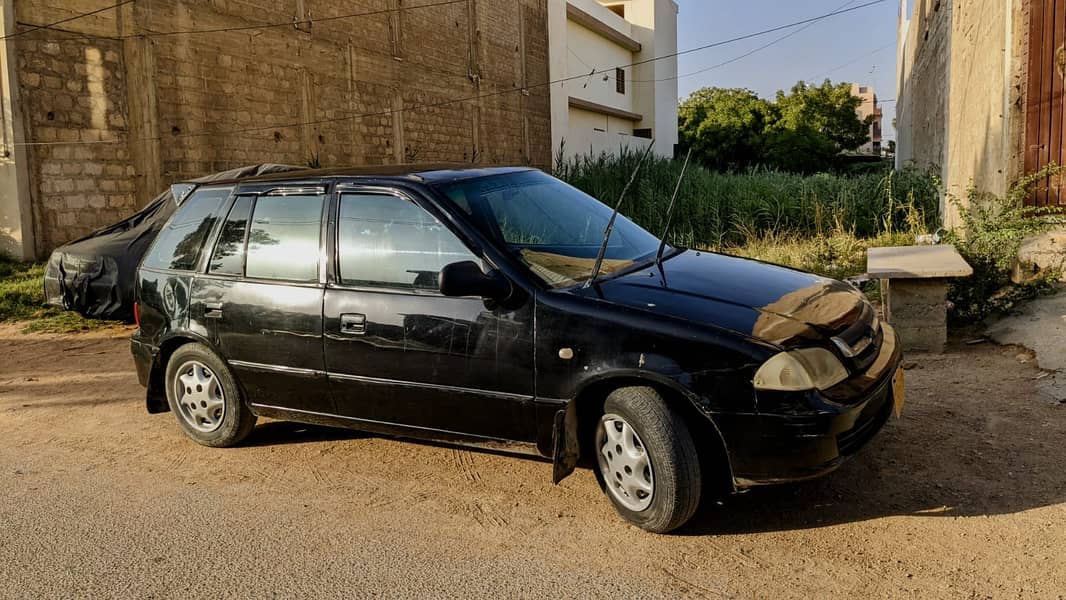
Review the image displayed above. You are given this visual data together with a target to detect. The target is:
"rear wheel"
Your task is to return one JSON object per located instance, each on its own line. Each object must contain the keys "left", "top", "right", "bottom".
{"left": 594, "top": 386, "right": 701, "bottom": 533}
{"left": 165, "top": 343, "right": 257, "bottom": 447}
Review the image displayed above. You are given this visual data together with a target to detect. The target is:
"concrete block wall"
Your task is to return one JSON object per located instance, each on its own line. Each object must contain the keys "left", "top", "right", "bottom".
{"left": 16, "top": 37, "right": 137, "bottom": 251}
{"left": 895, "top": 0, "right": 1030, "bottom": 229}
{"left": 10, "top": 0, "right": 551, "bottom": 256}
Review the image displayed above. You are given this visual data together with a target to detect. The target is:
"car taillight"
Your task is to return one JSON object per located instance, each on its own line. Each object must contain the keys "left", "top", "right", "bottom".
{"left": 133, "top": 302, "right": 140, "bottom": 328}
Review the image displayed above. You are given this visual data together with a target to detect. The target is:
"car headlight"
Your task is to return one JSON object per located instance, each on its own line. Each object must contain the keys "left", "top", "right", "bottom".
{"left": 753, "top": 348, "right": 849, "bottom": 391}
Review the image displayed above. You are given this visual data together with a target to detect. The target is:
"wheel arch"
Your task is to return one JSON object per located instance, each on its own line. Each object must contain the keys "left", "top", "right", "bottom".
{"left": 145, "top": 332, "right": 217, "bottom": 414}
{"left": 554, "top": 371, "right": 736, "bottom": 495}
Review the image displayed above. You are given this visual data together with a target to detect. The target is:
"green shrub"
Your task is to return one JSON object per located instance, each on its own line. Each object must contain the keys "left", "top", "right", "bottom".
{"left": 945, "top": 164, "right": 1065, "bottom": 323}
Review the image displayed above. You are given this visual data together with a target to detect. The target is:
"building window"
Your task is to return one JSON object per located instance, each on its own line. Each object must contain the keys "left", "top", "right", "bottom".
{"left": 633, "top": 128, "right": 652, "bottom": 139}
{"left": 859, "top": 86, "right": 868, "bottom": 94}
{"left": 615, "top": 68, "right": 625, "bottom": 94}
{"left": 606, "top": 4, "right": 624, "bottom": 18}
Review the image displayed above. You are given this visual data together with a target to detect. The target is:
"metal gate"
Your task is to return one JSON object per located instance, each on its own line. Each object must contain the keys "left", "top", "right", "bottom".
{"left": 1025, "top": 0, "right": 1066, "bottom": 206}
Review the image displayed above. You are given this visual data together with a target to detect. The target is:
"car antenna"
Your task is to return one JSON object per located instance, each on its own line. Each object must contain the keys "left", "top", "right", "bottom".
{"left": 655, "top": 148, "right": 693, "bottom": 268}
{"left": 584, "top": 141, "right": 656, "bottom": 289}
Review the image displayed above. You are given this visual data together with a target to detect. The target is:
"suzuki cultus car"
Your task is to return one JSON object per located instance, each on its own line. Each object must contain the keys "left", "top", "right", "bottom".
{"left": 131, "top": 165, "right": 903, "bottom": 533}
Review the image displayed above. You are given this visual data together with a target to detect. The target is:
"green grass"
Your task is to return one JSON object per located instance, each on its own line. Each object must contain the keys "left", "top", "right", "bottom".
{"left": 0, "top": 257, "right": 122, "bottom": 334}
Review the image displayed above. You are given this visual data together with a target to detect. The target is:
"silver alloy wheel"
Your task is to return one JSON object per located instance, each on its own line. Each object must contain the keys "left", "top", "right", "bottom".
{"left": 173, "top": 360, "right": 226, "bottom": 433}
{"left": 596, "top": 413, "right": 654, "bottom": 512}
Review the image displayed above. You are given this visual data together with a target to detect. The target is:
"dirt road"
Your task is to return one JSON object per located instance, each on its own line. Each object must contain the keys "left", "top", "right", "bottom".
{"left": 2, "top": 323, "right": 1065, "bottom": 598}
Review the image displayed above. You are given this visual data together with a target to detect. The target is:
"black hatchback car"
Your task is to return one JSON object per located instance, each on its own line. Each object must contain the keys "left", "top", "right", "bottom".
{"left": 131, "top": 164, "right": 903, "bottom": 533}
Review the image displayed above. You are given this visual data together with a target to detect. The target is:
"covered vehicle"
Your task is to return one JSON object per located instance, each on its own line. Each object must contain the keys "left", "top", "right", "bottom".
{"left": 44, "top": 164, "right": 303, "bottom": 321}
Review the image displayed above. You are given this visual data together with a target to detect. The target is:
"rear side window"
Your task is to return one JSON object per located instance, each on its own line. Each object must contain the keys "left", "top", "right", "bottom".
{"left": 143, "top": 186, "right": 231, "bottom": 271}
{"left": 337, "top": 193, "right": 477, "bottom": 290}
{"left": 245, "top": 194, "right": 324, "bottom": 282}
{"left": 208, "top": 196, "right": 253, "bottom": 276}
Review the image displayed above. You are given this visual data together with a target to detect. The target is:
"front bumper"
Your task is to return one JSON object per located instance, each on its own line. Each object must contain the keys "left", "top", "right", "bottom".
{"left": 717, "top": 323, "right": 903, "bottom": 487}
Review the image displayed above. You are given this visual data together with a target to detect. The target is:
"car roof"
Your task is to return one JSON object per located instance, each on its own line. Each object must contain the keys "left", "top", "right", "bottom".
{"left": 188, "top": 164, "right": 538, "bottom": 187}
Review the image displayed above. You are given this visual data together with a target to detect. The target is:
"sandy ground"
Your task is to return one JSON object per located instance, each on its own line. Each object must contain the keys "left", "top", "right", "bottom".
{"left": 2, "top": 323, "right": 1066, "bottom": 599}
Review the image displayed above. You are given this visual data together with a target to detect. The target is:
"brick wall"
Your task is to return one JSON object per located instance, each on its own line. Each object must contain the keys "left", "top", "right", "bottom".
{"left": 13, "top": 0, "right": 551, "bottom": 254}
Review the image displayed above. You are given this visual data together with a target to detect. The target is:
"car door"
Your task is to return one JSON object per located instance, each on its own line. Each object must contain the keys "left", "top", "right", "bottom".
{"left": 322, "top": 185, "right": 535, "bottom": 442}
{"left": 193, "top": 185, "right": 332, "bottom": 414}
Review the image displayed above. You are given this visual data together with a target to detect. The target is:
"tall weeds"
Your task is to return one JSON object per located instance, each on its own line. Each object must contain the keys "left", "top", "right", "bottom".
{"left": 555, "top": 150, "right": 940, "bottom": 250}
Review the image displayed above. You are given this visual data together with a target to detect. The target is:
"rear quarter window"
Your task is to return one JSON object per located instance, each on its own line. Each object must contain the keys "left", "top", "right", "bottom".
{"left": 142, "top": 186, "right": 232, "bottom": 271}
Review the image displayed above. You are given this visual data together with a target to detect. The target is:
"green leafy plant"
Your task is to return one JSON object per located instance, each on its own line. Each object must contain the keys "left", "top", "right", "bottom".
{"left": 945, "top": 164, "right": 1066, "bottom": 323}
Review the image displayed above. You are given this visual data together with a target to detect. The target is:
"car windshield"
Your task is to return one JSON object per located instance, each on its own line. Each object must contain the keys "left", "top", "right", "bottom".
{"left": 435, "top": 170, "right": 666, "bottom": 288}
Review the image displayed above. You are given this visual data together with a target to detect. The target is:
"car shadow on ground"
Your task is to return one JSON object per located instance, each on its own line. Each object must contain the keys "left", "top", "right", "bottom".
{"left": 243, "top": 421, "right": 367, "bottom": 447}
{"left": 237, "top": 347, "right": 1066, "bottom": 536}
{"left": 681, "top": 402, "right": 1066, "bottom": 535}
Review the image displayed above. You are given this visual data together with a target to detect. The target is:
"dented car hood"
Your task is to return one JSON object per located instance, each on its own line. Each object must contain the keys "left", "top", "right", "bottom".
{"left": 588, "top": 249, "right": 867, "bottom": 347}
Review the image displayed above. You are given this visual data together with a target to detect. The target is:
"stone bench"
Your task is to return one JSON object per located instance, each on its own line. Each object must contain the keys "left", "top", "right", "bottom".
{"left": 867, "top": 245, "right": 973, "bottom": 353}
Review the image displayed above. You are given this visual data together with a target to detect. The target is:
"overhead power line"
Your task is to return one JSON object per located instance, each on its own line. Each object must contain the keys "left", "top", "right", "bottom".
{"left": 14, "top": 0, "right": 889, "bottom": 148}
{"left": 1, "top": 0, "right": 134, "bottom": 41}
{"left": 808, "top": 42, "right": 895, "bottom": 81}
{"left": 628, "top": 0, "right": 861, "bottom": 83}
{"left": 11, "top": 0, "right": 470, "bottom": 43}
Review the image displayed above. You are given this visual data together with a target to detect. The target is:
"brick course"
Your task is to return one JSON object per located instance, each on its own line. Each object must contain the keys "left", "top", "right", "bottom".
{"left": 13, "top": 0, "right": 551, "bottom": 254}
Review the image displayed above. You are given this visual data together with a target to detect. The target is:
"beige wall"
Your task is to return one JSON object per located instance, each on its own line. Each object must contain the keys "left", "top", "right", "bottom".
{"left": 566, "top": 105, "right": 649, "bottom": 157}
{"left": 895, "top": 0, "right": 1028, "bottom": 227}
{"left": 7, "top": 0, "right": 552, "bottom": 256}
{"left": 565, "top": 20, "right": 635, "bottom": 111}
{"left": 549, "top": 0, "right": 677, "bottom": 164}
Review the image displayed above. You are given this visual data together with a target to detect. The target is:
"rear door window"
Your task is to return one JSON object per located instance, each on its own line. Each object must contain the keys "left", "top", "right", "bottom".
{"left": 143, "top": 186, "right": 232, "bottom": 271}
{"left": 244, "top": 194, "right": 325, "bottom": 282}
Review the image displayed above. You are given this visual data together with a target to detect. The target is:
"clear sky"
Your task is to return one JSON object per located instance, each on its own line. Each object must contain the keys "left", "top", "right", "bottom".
{"left": 673, "top": 0, "right": 901, "bottom": 141}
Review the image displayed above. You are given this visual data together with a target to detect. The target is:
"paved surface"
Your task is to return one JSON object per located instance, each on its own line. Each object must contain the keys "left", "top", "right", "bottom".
{"left": 987, "top": 289, "right": 1066, "bottom": 401}
{"left": 3, "top": 324, "right": 1066, "bottom": 598}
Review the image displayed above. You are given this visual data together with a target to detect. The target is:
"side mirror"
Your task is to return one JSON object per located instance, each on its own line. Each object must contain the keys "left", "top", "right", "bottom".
{"left": 439, "top": 261, "right": 511, "bottom": 300}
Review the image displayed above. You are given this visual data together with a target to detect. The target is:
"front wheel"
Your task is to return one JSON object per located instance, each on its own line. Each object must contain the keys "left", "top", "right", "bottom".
{"left": 164, "top": 343, "right": 257, "bottom": 447}
{"left": 594, "top": 387, "right": 701, "bottom": 533}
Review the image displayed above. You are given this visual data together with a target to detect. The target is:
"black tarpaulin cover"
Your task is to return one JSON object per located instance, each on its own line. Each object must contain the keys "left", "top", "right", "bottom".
{"left": 44, "top": 164, "right": 304, "bottom": 321}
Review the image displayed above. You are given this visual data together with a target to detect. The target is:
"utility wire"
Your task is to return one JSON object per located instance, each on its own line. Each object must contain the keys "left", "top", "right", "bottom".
{"left": 13, "top": 0, "right": 469, "bottom": 43}
{"left": 2, "top": 0, "right": 134, "bottom": 41}
{"left": 628, "top": 0, "right": 861, "bottom": 83}
{"left": 14, "top": 0, "right": 888, "bottom": 147}
{"left": 807, "top": 42, "right": 895, "bottom": 81}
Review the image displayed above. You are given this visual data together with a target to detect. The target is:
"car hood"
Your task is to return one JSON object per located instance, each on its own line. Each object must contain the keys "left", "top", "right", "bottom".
{"left": 587, "top": 250, "right": 866, "bottom": 347}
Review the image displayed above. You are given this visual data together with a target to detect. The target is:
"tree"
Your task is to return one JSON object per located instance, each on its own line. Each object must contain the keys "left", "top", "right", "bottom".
{"left": 678, "top": 88, "right": 776, "bottom": 170}
{"left": 774, "top": 80, "right": 872, "bottom": 153}
{"left": 678, "top": 80, "right": 873, "bottom": 174}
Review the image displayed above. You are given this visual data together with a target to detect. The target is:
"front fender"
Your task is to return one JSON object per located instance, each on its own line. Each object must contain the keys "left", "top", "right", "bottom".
{"left": 550, "top": 366, "right": 737, "bottom": 491}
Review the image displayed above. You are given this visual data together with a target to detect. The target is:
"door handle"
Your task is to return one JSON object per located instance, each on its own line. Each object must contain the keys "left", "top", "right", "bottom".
{"left": 339, "top": 313, "right": 366, "bottom": 335}
{"left": 204, "top": 302, "right": 223, "bottom": 319}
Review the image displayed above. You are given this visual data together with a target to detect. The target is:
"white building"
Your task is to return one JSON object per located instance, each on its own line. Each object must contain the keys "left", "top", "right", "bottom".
{"left": 548, "top": 0, "right": 679, "bottom": 163}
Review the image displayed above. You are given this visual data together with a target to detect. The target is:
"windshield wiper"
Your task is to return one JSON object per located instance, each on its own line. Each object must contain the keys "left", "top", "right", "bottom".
{"left": 584, "top": 141, "right": 656, "bottom": 288}
{"left": 655, "top": 148, "right": 693, "bottom": 268}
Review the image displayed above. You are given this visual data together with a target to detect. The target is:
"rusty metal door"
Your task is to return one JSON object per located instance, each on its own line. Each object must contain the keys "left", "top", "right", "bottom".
{"left": 1026, "top": 0, "right": 1066, "bottom": 206}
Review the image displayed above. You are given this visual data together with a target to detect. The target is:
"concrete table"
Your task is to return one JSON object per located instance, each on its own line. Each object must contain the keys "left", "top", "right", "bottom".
{"left": 867, "top": 245, "right": 973, "bottom": 353}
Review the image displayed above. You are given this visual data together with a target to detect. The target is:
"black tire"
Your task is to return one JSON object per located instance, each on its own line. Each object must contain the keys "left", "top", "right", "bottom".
{"left": 164, "top": 343, "right": 257, "bottom": 447}
{"left": 594, "top": 386, "right": 701, "bottom": 533}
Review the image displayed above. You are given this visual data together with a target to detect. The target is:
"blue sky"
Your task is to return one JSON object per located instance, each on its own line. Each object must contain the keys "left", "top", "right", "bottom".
{"left": 674, "top": 0, "right": 902, "bottom": 141}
